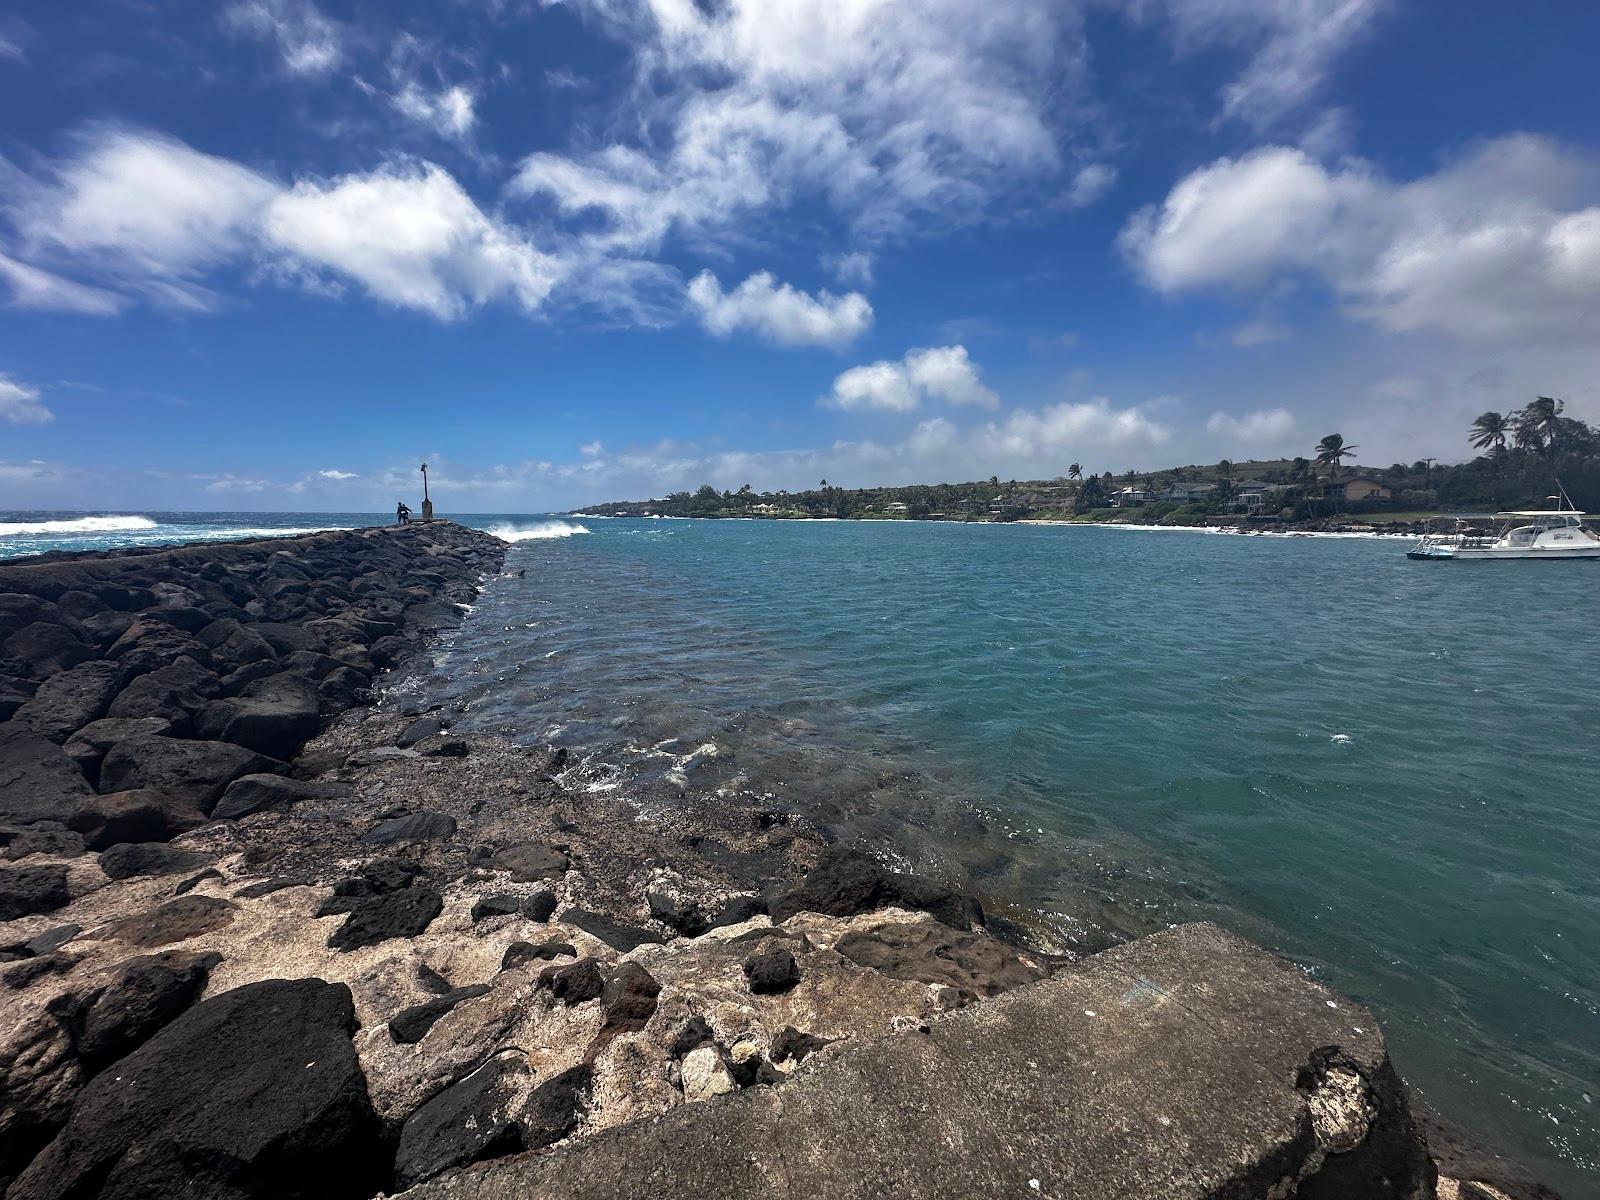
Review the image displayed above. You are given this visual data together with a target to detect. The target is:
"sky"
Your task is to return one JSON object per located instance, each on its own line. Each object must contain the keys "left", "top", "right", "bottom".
{"left": 2, "top": 0, "right": 1600, "bottom": 512}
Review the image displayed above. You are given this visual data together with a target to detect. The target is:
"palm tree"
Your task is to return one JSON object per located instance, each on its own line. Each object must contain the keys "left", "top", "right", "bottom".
{"left": 1314, "top": 434, "right": 1358, "bottom": 479}
{"left": 1068, "top": 463, "right": 1082, "bottom": 481}
{"left": 1524, "top": 396, "right": 1564, "bottom": 452}
{"left": 1469, "top": 411, "right": 1511, "bottom": 453}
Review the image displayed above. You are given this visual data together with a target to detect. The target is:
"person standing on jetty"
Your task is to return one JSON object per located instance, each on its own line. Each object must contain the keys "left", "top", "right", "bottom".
{"left": 396, "top": 501, "right": 411, "bottom": 525}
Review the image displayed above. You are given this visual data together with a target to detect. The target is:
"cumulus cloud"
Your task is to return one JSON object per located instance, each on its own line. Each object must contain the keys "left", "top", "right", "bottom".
{"left": 222, "top": 0, "right": 344, "bottom": 76}
{"left": 1121, "top": 135, "right": 1600, "bottom": 346}
{"left": 687, "top": 270, "right": 871, "bottom": 348}
{"left": 1, "top": 129, "right": 560, "bottom": 320}
{"left": 263, "top": 162, "right": 559, "bottom": 319}
{"left": 1205, "top": 407, "right": 1296, "bottom": 443}
{"left": 0, "top": 251, "right": 124, "bottom": 315}
{"left": 825, "top": 345, "right": 998, "bottom": 412}
{"left": 826, "top": 251, "right": 875, "bottom": 288}
{"left": 0, "top": 375, "right": 53, "bottom": 425}
{"left": 1065, "top": 163, "right": 1117, "bottom": 207}
{"left": 317, "top": 468, "right": 358, "bottom": 480}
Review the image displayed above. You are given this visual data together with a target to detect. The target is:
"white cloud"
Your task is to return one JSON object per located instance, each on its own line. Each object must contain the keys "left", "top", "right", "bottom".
{"left": 1146, "top": 0, "right": 1389, "bottom": 127}
{"left": 0, "top": 33, "right": 23, "bottom": 62}
{"left": 0, "top": 375, "right": 53, "bottom": 425}
{"left": 5, "top": 128, "right": 278, "bottom": 309}
{"left": 826, "top": 251, "right": 875, "bottom": 288}
{"left": 263, "top": 162, "right": 559, "bottom": 319}
{"left": 205, "top": 474, "right": 270, "bottom": 493}
{"left": 687, "top": 270, "right": 871, "bottom": 348}
{"left": 1065, "top": 163, "right": 1117, "bottom": 208}
{"left": 317, "top": 468, "right": 358, "bottom": 480}
{"left": 223, "top": 0, "right": 344, "bottom": 76}
{"left": 825, "top": 345, "right": 997, "bottom": 412}
{"left": 392, "top": 83, "right": 478, "bottom": 141}
{"left": 1229, "top": 318, "right": 1291, "bottom": 346}
{"left": 1205, "top": 407, "right": 1296, "bottom": 443}
{"left": 1121, "top": 135, "right": 1600, "bottom": 346}
{"left": 0, "top": 251, "right": 124, "bottom": 315}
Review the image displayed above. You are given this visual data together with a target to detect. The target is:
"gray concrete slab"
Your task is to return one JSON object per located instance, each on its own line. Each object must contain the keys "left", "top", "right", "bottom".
{"left": 401, "top": 923, "right": 1431, "bottom": 1200}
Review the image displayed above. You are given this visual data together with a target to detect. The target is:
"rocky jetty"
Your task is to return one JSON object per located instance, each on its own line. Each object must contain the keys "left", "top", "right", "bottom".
{"left": 0, "top": 524, "right": 1557, "bottom": 1199}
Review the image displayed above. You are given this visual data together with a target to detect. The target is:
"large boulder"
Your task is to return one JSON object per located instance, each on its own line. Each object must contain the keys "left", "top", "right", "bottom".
{"left": 62, "top": 718, "right": 173, "bottom": 785}
{"left": 97, "top": 843, "right": 214, "bottom": 882}
{"left": 77, "top": 951, "right": 218, "bottom": 1075}
{"left": 103, "top": 620, "right": 211, "bottom": 676}
{"left": 194, "top": 672, "right": 322, "bottom": 760}
{"left": 12, "top": 978, "right": 384, "bottom": 1200}
{"left": 98, "top": 736, "right": 279, "bottom": 813}
{"left": 105, "top": 659, "right": 221, "bottom": 730}
{"left": 4, "top": 622, "right": 95, "bottom": 678}
{"left": 0, "top": 724, "right": 95, "bottom": 826}
{"left": 14, "top": 661, "right": 126, "bottom": 743}
{"left": 326, "top": 885, "right": 443, "bottom": 952}
{"left": 363, "top": 811, "right": 457, "bottom": 845}
{"left": 212, "top": 773, "right": 326, "bottom": 821}
{"left": 835, "top": 920, "right": 1043, "bottom": 999}
{"left": 67, "top": 790, "right": 207, "bottom": 851}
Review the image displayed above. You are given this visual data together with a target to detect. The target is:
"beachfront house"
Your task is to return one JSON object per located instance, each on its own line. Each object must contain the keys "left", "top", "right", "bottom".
{"left": 1321, "top": 476, "right": 1391, "bottom": 502}
{"left": 1157, "top": 482, "right": 1216, "bottom": 503}
{"left": 1111, "top": 486, "right": 1149, "bottom": 508}
{"left": 1231, "top": 480, "right": 1281, "bottom": 514}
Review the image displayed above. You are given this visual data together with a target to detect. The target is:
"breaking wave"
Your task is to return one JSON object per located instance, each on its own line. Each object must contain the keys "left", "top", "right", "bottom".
{"left": 0, "top": 515, "right": 159, "bottom": 537}
{"left": 487, "top": 520, "right": 591, "bottom": 543}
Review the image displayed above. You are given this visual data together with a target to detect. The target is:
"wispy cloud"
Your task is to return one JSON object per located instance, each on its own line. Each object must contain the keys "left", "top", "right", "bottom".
{"left": 222, "top": 0, "right": 344, "bottom": 76}
{"left": 0, "top": 374, "right": 53, "bottom": 425}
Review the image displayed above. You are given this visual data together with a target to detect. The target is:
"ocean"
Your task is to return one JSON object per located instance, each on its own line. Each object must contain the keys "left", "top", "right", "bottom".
{"left": 5, "top": 511, "right": 1597, "bottom": 1191}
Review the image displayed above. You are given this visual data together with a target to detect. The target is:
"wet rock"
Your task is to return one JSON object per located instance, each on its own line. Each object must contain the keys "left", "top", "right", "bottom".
{"left": 681, "top": 1043, "right": 735, "bottom": 1103}
{"left": 835, "top": 921, "right": 1044, "bottom": 999}
{"left": 397, "top": 715, "right": 445, "bottom": 747}
{"left": 539, "top": 957, "right": 604, "bottom": 1005}
{"left": 523, "top": 1064, "right": 591, "bottom": 1151}
{"left": 327, "top": 885, "right": 443, "bottom": 952}
{"left": 194, "top": 672, "right": 322, "bottom": 760}
{"left": 0, "top": 724, "right": 96, "bottom": 826}
{"left": 562, "top": 908, "right": 665, "bottom": 952}
{"left": 486, "top": 841, "right": 570, "bottom": 882}
{"left": 67, "top": 789, "right": 207, "bottom": 851}
{"left": 100, "top": 895, "right": 236, "bottom": 948}
{"left": 12, "top": 978, "right": 383, "bottom": 1200}
{"left": 14, "top": 661, "right": 125, "bottom": 743}
{"left": 99, "top": 735, "right": 279, "bottom": 814}
{"left": 389, "top": 984, "right": 492, "bottom": 1045}
{"left": 394, "top": 1055, "right": 530, "bottom": 1188}
{"left": 500, "top": 941, "right": 576, "bottom": 971}
{"left": 0, "top": 864, "right": 72, "bottom": 920}
{"left": 77, "top": 950, "right": 218, "bottom": 1074}
{"left": 212, "top": 772, "right": 321, "bottom": 820}
{"left": 770, "top": 845, "right": 984, "bottom": 930}
{"left": 743, "top": 946, "right": 801, "bottom": 995}
{"left": 363, "top": 811, "right": 457, "bottom": 845}
{"left": 98, "top": 842, "right": 214, "bottom": 882}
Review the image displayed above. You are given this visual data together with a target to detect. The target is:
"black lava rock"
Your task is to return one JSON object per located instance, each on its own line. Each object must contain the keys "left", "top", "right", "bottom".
{"left": 0, "top": 864, "right": 72, "bottom": 921}
{"left": 327, "top": 885, "right": 443, "bottom": 952}
{"left": 599, "top": 962, "right": 661, "bottom": 1035}
{"left": 471, "top": 894, "right": 522, "bottom": 922}
{"left": 770, "top": 1025, "right": 831, "bottom": 1064}
{"left": 523, "top": 890, "right": 558, "bottom": 922}
{"left": 769, "top": 846, "right": 984, "bottom": 930}
{"left": 388, "top": 984, "right": 491, "bottom": 1045}
{"left": 500, "top": 941, "right": 576, "bottom": 971}
{"left": 363, "top": 811, "right": 457, "bottom": 845}
{"left": 68, "top": 789, "right": 207, "bottom": 850}
{"left": 12, "top": 978, "right": 384, "bottom": 1200}
{"left": 561, "top": 909, "right": 665, "bottom": 952}
{"left": 77, "top": 950, "right": 218, "bottom": 1074}
{"left": 485, "top": 841, "right": 569, "bottom": 882}
{"left": 394, "top": 1055, "right": 528, "bottom": 1188}
{"left": 743, "top": 947, "right": 801, "bottom": 995}
{"left": 539, "top": 957, "right": 604, "bottom": 1005}
{"left": 523, "top": 1064, "right": 591, "bottom": 1151}
{"left": 98, "top": 842, "right": 213, "bottom": 881}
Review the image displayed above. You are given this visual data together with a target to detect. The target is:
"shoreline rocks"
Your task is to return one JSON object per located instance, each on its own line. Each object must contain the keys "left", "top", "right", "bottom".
{"left": 0, "top": 523, "right": 1561, "bottom": 1200}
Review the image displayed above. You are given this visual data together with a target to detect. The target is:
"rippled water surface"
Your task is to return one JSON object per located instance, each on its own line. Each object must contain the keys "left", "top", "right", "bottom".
{"left": 9, "top": 511, "right": 1597, "bottom": 1189}
{"left": 389, "top": 516, "right": 1600, "bottom": 1194}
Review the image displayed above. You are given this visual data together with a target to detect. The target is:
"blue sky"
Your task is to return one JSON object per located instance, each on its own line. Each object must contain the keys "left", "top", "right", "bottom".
{"left": 3, "top": 0, "right": 1599, "bottom": 511}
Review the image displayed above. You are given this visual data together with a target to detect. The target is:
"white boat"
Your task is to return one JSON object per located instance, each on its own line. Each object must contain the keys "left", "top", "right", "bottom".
{"left": 1407, "top": 508, "right": 1600, "bottom": 560}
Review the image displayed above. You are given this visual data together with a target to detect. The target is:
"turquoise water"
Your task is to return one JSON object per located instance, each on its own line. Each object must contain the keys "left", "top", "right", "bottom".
{"left": 7, "top": 512, "right": 1597, "bottom": 1190}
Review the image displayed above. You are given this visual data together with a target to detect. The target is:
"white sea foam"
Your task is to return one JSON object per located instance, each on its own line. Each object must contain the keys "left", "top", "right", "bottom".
{"left": 487, "top": 520, "right": 590, "bottom": 542}
{"left": 0, "top": 515, "right": 158, "bottom": 537}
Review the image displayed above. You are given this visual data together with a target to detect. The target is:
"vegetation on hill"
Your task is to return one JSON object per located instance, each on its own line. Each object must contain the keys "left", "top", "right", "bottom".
{"left": 581, "top": 399, "right": 1600, "bottom": 524}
